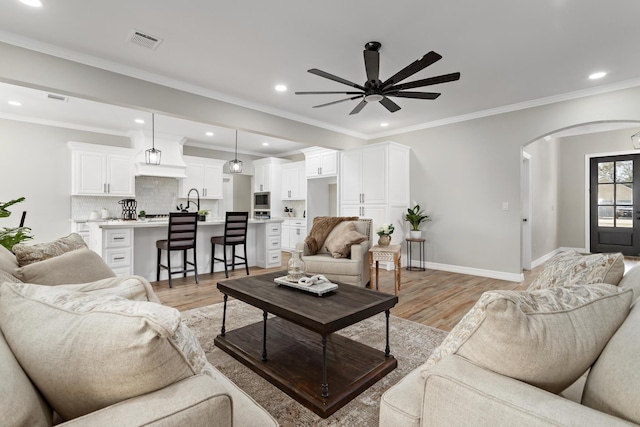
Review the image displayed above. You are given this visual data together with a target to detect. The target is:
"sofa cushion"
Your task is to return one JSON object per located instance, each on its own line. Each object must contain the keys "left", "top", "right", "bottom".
{"left": 12, "top": 232, "right": 87, "bottom": 266}
{"left": 324, "top": 221, "right": 367, "bottom": 258}
{"left": 13, "top": 247, "right": 115, "bottom": 285}
{"left": 0, "top": 268, "right": 22, "bottom": 284}
{"left": 0, "top": 243, "right": 19, "bottom": 274}
{"left": 582, "top": 299, "right": 640, "bottom": 424}
{"left": 0, "top": 330, "right": 52, "bottom": 427}
{"left": 617, "top": 262, "right": 640, "bottom": 302}
{"left": 420, "top": 284, "right": 633, "bottom": 393}
{"left": 528, "top": 250, "right": 624, "bottom": 291}
{"left": 0, "top": 282, "right": 214, "bottom": 421}
{"left": 303, "top": 253, "right": 363, "bottom": 276}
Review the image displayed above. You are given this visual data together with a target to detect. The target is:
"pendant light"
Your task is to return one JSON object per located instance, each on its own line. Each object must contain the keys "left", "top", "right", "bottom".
{"left": 145, "top": 113, "right": 161, "bottom": 165}
{"left": 229, "top": 130, "right": 243, "bottom": 173}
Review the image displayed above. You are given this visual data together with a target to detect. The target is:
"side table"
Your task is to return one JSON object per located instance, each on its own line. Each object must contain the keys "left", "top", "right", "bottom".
{"left": 369, "top": 244, "right": 402, "bottom": 296}
{"left": 405, "top": 238, "right": 426, "bottom": 271}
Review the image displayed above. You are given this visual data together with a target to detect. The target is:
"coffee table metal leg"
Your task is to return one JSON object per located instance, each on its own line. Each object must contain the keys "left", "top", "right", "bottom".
{"left": 262, "top": 311, "right": 268, "bottom": 361}
{"left": 221, "top": 294, "right": 228, "bottom": 336}
{"left": 385, "top": 309, "right": 391, "bottom": 357}
{"left": 321, "top": 335, "right": 329, "bottom": 398}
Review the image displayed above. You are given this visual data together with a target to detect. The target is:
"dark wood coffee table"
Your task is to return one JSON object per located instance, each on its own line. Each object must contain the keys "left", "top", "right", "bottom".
{"left": 214, "top": 271, "right": 398, "bottom": 418}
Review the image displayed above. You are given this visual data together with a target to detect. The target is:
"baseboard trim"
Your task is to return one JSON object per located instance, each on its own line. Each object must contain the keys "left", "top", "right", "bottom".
{"left": 424, "top": 261, "right": 524, "bottom": 283}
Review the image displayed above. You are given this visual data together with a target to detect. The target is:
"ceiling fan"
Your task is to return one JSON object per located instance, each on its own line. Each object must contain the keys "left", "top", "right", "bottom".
{"left": 295, "top": 41, "right": 461, "bottom": 115}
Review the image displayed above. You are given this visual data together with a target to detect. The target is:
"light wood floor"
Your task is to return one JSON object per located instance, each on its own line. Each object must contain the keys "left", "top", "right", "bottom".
{"left": 151, "top": 252, "right": 547, "bottom": 331}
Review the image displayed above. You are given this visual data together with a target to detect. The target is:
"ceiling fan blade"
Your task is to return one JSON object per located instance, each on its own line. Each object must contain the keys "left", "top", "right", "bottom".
{"left": 308, "top": 69, "right": 366, "bottom": 91}
{"left": 296, "top": 91, "right": 363, "bottom": 95}
{"left": 387, "top": 91, "right": 441, "bottom": 100}
{"left": 364, "top": 49, "right": 380, "bottom": 84}
{"left": 385, "top": 72, "right": 461, "bottom": 92}
{"left": 379, "top": 96, "right": 401, "bottom": 113}
{"left": 313, "top": 95, "right": 363, "bottom": 108}
{"left": 349, "top": 99, "right": 368, "bottom": 115}
{"left": 381, "top": 51, "right": 442, "bottom": 89}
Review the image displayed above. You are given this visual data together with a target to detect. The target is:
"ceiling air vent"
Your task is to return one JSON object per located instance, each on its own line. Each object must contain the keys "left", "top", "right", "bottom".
{"left": 46, "top": 93, "right": 68, "bottom": 102}
{"left": 128, "top": 30, "right": 163, "bottom": 50}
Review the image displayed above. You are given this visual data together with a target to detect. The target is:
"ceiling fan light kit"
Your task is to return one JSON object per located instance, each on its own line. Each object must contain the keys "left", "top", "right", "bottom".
{"left": 295, "top": 41, "right": 461, "bottom": 115}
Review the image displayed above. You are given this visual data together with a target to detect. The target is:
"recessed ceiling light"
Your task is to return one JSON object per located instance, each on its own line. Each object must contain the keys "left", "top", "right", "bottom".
{"left": 206, "top": 131, "right": 214, "bottom": 136}
{"left": 589, "top": 71, "right": 607, "bottom": 80}
{"left": 380, "top": 122, "right": 389, "bottom": 127}
{"left": 134, "top": 118, "right": 145, "bottom": 124}
{"left": 275, "top": 84, "right": 287, "bottom": 92}
{"left": 8, "top": 101, "right": 22, "bottom": 107}
{"left": 262, "top": 142, "right": 269, "bottom": 146}
{"left": 19, "top": 0, "right": 42, "bottom": 7}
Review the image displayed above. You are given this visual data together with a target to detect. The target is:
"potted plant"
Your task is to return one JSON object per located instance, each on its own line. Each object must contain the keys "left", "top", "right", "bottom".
{"left": 0, "top": 197, "right": 33, "bottom": 251}
{"left": 404, "top": 202, "right": 430, "bottom": 238}
{"left": 138, "top": 210, "right": 147, "bottom": 221}
{"left": 376, "top": 223, "right": 395, "bottom": 246}
{"left": 197, "top": 209, "right": 210, "bottom": 222}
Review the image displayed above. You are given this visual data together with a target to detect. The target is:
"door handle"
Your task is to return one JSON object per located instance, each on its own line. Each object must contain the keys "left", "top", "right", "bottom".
{"left": 523, "top": 218, "right": 528, "bottom": 222}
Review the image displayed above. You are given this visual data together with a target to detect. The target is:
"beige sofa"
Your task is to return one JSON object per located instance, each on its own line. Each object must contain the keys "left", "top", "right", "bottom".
{"left": 380, "top": 252, "right": 640, "bottom": 427}
{"left": 296, "top": 218, "right": 372, "bottom": 287}
{"left": 0, "top": 240, "right": 277, "bottom": 427}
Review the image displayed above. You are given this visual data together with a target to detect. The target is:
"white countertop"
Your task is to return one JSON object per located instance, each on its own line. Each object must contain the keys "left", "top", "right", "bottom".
{"left": 73, "top": 218, "right": 283, "bottom": 229}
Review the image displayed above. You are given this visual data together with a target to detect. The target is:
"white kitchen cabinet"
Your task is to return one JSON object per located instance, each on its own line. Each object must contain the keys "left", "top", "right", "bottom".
{"left": 339, "top": 141, "right": 410, "bottom": 245}
{"left": 69, "top": 142, "right": 135, "bottom": 197}
{"left": 301, "top": 147, "right": 338, "bottom": 178}
{"left": 281, "top": 218, "right": 307, "bottom": 250}
{"left": 254, "top": 163, "right": 272, "bottom": 192}
{"left": 88, "top": 223, "right": 133, "bottom": 276}
{"left": 281, "top": 161, "right": 306, "bottom": 200}
{"left": 253, "top": 157, "right": 289, "bottom": 217}
{"left": 180, "top": 156, "right": 225, "bottom": 199}
{"left": 256, "top": 221, "right": 282, "bottom": 268}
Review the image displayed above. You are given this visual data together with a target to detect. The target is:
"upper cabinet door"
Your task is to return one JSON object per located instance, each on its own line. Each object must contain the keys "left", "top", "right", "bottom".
{"left": 203, "top": 163, "right": 223, "bottom": 198}
{"left": 361, "top": 145, "right": 387, "bottom": 204}
{"left": 340, "top": 150, "right": 363, "bottom": 204}
{"left": 254, "top": 164, "right": 271, "bottom": 192}
{"left": 106, "top": 154, "right": 135, "bottom": 196}
{"left": 74, "top": 151, "right": 106, "bottom": 195}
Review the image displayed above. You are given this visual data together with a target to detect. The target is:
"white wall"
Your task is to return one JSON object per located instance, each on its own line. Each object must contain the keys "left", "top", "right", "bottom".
{"left": 0, "top": 119, "right": 129, "bottom": 244}
{"left": 5, "top": 42, "right": 640, "bottom": 279}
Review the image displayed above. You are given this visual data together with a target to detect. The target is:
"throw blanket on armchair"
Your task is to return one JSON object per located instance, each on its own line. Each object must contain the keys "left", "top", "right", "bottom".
{"left": 304, "top": 216, "right": 359, "bottom": 255}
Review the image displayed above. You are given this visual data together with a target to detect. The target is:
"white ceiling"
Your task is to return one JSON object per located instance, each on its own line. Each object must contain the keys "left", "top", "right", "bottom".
{"left": 1, "top": 0, "right": 640, "bottom": 154}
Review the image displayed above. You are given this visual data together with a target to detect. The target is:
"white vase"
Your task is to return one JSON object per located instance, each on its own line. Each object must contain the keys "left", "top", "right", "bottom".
{"left": 410, "top": 230, "right": 422, "bottom": 239}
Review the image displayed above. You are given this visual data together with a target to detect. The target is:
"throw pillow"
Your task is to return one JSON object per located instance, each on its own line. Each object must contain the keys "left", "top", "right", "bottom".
{"left": 527, "top": 250, "right": 624, "bottom": 291}
{"left": 0, "top": 282, "right": 214, "bottom": 421}
{"left": 0, "top": 243, "right": 19, "bottom": 274}
{"left": 324, "top": 221, "right": 367, "bottom": 258}
{"left": 304, "top": 216, "right": 358, "bottom": 255}
{"left": 14, "top": 247, "right": 115, "bottom": 285}
{"left": 420, "top": 284, "right": 633, "bottom": 394}
{"left": 12, "top": 233, "right": 86, "bottom": 266}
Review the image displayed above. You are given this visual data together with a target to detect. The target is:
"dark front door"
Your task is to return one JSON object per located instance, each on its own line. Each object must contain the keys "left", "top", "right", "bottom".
{"left": 590, "top": 154, "right": 640, "bottom": 255}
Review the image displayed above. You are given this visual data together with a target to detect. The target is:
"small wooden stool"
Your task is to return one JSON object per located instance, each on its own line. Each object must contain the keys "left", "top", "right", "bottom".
{"left": 369, "top": 244, "right": 402, "bottom": 296}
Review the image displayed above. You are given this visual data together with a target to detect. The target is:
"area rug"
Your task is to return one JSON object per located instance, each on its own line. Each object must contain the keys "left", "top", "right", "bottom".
{"left": 182, "top": 300, "right": 448, "bottom": 426}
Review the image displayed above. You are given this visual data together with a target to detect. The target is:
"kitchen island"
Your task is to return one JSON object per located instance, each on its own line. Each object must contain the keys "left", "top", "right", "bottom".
{"left": 83, "top": 218, "right": 283, "bottom": 282}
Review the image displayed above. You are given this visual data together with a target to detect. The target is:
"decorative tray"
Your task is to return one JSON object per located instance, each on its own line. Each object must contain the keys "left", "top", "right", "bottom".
{"left": 274, "top": 276, "right": 338, "bottom": 296}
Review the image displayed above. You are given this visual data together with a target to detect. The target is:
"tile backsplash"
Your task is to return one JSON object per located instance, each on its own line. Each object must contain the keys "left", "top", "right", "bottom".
{"left": 71, "top": 176, "right": 219, "bottom": 220}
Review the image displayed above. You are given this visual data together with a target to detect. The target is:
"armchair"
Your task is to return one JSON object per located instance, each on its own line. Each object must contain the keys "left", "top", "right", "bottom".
{"left": 296, "top": 218, "right": 372, "bottom": 287}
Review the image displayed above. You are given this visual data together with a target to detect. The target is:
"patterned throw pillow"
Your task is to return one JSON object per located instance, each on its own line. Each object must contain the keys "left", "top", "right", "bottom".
{"left": 12, "top": 233, "right": 87, "bottom": 266}
{"left": 420, "top": 284, "right": 632, "bottom": 393}
{"left": 0, "top": 282, "right": 214, "bottom": 421}
{"left": 527, "top": 250, "right": 624, "bottom": 291}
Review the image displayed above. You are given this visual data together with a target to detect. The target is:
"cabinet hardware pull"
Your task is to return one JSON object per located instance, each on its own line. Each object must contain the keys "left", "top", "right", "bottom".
{"left": 114, "top": 257, "right": 125, "bottom": 261}
{"left": 113, "top": 237, "right": 124, "bottom": 240}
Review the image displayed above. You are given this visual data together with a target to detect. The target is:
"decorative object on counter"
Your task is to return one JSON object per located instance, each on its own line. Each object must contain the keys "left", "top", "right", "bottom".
{"left": 89, "top": 211, "right": 100, "bottom": 220}
{"left": 404, "top": 201, "right": 430, "bottom": 239}
{"left": 284, "top": 207, "right": 294, "bottom": 217}
{"left": 228, "top": 130, "right": 243, "bottom": 174}
{"left": 118, "top": 199, "right": 137, "bottom": 220}
{"left": 156, "top": 212, "right": 199, "bottom": 288}
{"left": 139, "top": 210, "right": 146, "bottom": 218}
{"left": 287, "top": 249, "right": 306, "bottom": 281}
{"left": 101, "top": 208, "right": 109, "bottom": 219}
{"left": 376, "top": 223, "right": 394, "bottom": 246}
{"left": 145, "top": 112, "right": 161, "bottom": 165}
{"left": 0, "top": 197, "right": 33, "bottom": 251}
{"left": 210, "top": 211, "right": 249, "bottom": 278}
{"left": 197, "top": 209, "right": 210, "bottom": 222}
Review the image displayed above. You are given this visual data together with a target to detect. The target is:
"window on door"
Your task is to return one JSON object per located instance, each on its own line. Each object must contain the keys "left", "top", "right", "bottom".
{"left": 596, "top": 160, "right": 633, "bottom": 228}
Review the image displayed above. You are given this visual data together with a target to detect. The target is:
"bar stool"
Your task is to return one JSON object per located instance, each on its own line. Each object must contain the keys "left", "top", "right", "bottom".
{"left": 156, "top": 212, "right": 199, "bottom": 288}
{"left": 211, "top": 212, "right": 249, "bottom": 278}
